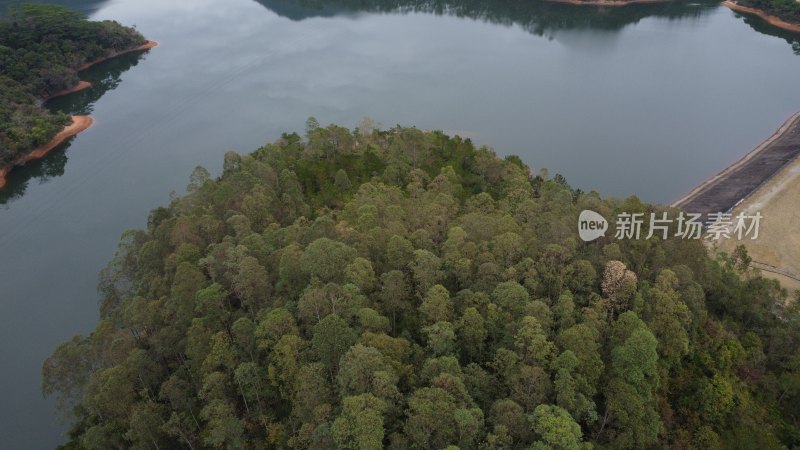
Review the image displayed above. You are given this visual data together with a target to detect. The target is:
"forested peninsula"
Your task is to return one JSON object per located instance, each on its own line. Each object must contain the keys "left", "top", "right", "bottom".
{"left": 45, "top": 121, "right": 800, "bottom": 449}
{"left": 0, "top": 4, "right": 148, "bottom": 187}
{"left": 724, "top": 0, "right": 800, "bottom": 33}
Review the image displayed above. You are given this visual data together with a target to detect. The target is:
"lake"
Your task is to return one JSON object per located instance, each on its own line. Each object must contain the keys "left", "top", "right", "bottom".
{"left": 0, "top": 0, "right": 799, "bottom": 447}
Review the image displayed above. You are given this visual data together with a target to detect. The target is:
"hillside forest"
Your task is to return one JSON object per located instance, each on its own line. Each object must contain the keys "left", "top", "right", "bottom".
{"left": 44, "top": 120, "right": 800, "bottom": 450}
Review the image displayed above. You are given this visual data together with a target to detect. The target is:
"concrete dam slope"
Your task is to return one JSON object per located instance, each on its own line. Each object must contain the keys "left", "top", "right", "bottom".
{"left": 672, "top": 112, "right": 800, "bottom": 217}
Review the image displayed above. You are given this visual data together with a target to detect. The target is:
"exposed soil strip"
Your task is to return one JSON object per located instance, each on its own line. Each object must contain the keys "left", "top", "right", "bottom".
{"left": 44, "top": 41, "right": 158, "bottom": 102}
{"left": 77, "top": 40, "right": 159, "bottom": 71}
{"left": 723, "top": 1, "right": 800, "bottom": 33}
{"left": 44, "top": 80, "right": 93, "bottom": 102}
{"left": 0, "top": 116, "right": 94, "bottom": 189}
{"left": 672, "top": 112, "right": 800, "bottom": 217}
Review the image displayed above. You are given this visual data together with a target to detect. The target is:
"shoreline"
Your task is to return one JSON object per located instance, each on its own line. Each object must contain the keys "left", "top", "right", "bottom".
{"left": 544, "top": 0, "right": 669, "bottom": 6}
{"left": 77, "top": 40, "right": 159, "bottom": 72}
{"left": 0, "top": 116, "right": 94, "bottom": 189}
{"left": 0, "top": 40, "right": 157, "bottom": 190}
{"left": 45, "top": 40, "right": 158, "bottom": 102}
{"left": 671, "top": 111, "right": 800, "bottom": 214}
{"left": 45, "top": 80, "right": 93, "bottom": 102}
{"left": 723, "top": 1, "right": 800, "bottom": 33}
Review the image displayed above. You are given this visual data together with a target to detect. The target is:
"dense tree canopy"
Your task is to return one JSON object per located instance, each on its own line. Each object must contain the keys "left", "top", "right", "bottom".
{"left": 739, "top": 0, "right": 800, "bottom": 23}
{"left": 45, "top": 121, "right": 800, "bottom": 449}
{"left": 0, "top": 4, "right": 144, "bottom": 165}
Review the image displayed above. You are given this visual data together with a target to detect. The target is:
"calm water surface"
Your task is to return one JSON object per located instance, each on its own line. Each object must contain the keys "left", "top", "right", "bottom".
{"left": 1, "top": 0, "right": 799, "bottom": 446}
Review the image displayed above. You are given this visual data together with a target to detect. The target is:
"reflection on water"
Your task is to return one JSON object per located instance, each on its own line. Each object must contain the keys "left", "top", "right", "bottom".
{"left": 48, "top": 51, "right": 146, "bottom": 116}
{"left": 256, "top": 0, "right": 799, "bottom": 50}
{"left": 733, "top": 11, "right": 800, "bottom": 55}
{"left": 0, "top": 150, "right": 70, "bottom": 206}
{"left": 259, "top": 0, "right": 716, "bottom": 35}
{"left": 0, "top": 52, "right": 147, "bottom": 206}
{"left": 1, "top": 0, "right": 796, "bottom": 207}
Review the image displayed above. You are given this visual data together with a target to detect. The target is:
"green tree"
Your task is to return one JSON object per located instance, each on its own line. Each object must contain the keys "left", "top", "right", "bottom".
{"left": 292, "top": 362, "right": 334, "bottom": 424}
{"left": 332, "top": 394, "right": 387, "bottom": 450}
{"left": 386, "top": 235, "right": 415, "bottom": 270}
{"left": 602, "top": 312, "right": 662, "bottom": 449}
{"left": 405, "top": 387, "right": 459, "bottom": 449}
{"left": 492, "top": 281, "right": 531, "bottom": 318}
{"left": 420, "top": 284, "right": 454, "bottom": 325}
{"left": 255, "top": 307, "right": 299, "bottom": 352}
{"left": 346, "top": 257, "right": 377, "bottom": 293}
{"left": 530, "top": 404, "right": 584, "bottom": 450}
{"left": 643, "top": 269, "right": 691, "bottom": 367}
{"left": 302, "top": 238, "right": 357, "bottom": 283}
{"left": 553, "top": 290, "right": 576, "bottom": 330}
{"left": 457, "top": 307, "right": 487, "bottom": 362}
{"left": 509, "top": 365, "right": 552, "bottom": 413}
{"left": 423, "top": 321, "right": 458, "bottom": 356}
{"left": 338, "top": 344, "right": 394, "bottom": 396}
{"left": 232, "top": 256, "right": 270, "bottom": 312}
{"left": 553, "top": 351, "right": 597, "bottom": 423}
{"left": 514, "top": 316, "right": 554, "bottom": 367}
{"left": 379, "top": 270, "right": 410, "bottom": 332}
{"left": 410, "top": 249, "right": 444, "bottom": 297}
{"left": 490, "top": 398, "right": 529, "bottom": 442}
{"left": 312, "top": 314, "right": 357, "bottom": 373}
{"left": 556, "top": 324, "right": 604, "bottom": 392}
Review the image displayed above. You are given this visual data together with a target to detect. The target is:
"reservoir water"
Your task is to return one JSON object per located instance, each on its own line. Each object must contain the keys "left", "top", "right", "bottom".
{"left": 1, "top": 0, "right": 799, "bottom": 447}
